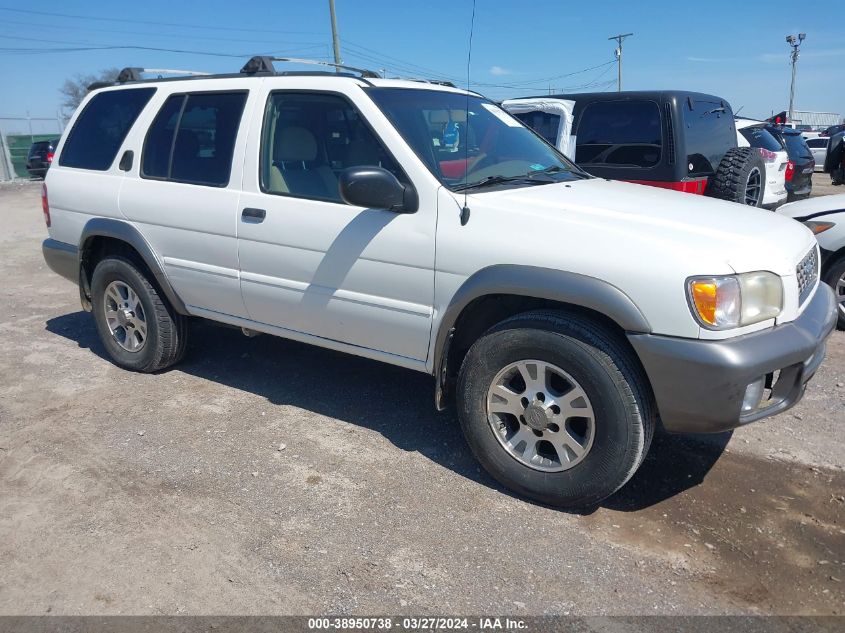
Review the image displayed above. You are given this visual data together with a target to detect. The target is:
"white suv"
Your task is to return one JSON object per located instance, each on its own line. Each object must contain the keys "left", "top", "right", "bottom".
{"left": 735, "top": 118, "right": 789, "bottom": 208}
{"left": 41, "top": 58, "right": 836, "bottom": 508}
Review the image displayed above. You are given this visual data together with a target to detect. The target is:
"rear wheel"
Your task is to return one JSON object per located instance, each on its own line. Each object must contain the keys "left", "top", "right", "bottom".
{"left": 91, "top": 255, "right": 188, "bottom": 372}
{"left": 708, "top": 147, "right": 766, "bottom": 207}
{"left": 823, "top": 256, "right": 845, "bottom": 330}
{"left": 456, "top": 311, "right": 655, "bottom": 509}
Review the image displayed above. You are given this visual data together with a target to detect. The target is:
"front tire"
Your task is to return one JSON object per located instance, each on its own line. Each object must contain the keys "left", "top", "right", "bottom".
{"left": 91, "top": 255, "right": 188, "bottom": 372}
{"left": 823, "top": 256, "right": 845, "bottom": 330}
{"left": 456, "top": 311, "right": 655, "bottom": 509}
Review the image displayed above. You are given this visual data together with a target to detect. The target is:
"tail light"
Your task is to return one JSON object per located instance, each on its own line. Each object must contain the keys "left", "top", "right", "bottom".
{"left": 758, "top": 148, "right": 777, "bottom": 163}
{"left": 46, "top": 152, "right": 54, "bottom": 163}
{"left": 785, "top": 160, "right": 795, "bottom": 182}
{"left": 41, "top": 183, "right": 51, "bottom": 227}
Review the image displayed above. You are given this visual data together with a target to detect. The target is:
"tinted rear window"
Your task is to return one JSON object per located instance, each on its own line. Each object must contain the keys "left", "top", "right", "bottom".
{"left": 142, "top": 91, "right": 247, "bottom": 187}
{"left": 682, "top": 97, "right": 735, "bottom": 176}
{"left": 805, "top": 138, "right": 828, "bottom": 149}
{"left": 739, "top": 127, "right": 782, "bottom": 152}
{"left": 783, "top": 133, "right": 812, "bottom": 159}
{"left": 59, "top": 88, "right": 155, "bottom": 170}
{"left": 575, "top": 100, "right": 661, "bottom": 167}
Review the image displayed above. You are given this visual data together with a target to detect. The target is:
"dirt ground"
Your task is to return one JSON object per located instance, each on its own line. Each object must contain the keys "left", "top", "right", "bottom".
{"left": 0, "top": 178, "right": 843, "bottom": 616}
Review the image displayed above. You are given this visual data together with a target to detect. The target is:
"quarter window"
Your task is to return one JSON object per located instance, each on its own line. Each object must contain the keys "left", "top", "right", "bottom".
{"left": 575, "top": 100, "right": 662, "bottom": 167}
{"left": 142, "top": 91, "right": 247, "bottom": 187}
{"left": 59, "top": 88, "right": 155, "bottom": 170}
{"left": 260, "top": 92, "right": 403, "bottom": 202}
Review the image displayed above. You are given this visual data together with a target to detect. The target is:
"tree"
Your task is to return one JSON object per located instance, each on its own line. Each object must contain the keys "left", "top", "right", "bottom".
{"left": 58, "top": 68, "right": 120, "bottom": 116}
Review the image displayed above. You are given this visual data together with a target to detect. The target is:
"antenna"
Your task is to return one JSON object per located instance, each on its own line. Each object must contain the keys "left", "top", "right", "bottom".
{"left": 461, "top": 0, "right": 477, "bottom": 227}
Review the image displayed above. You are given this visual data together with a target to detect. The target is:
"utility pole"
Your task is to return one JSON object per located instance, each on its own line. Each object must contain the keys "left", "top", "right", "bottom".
{"left": 785, "top": 33, "right": 806, "bottom": 123}
{"left": 608, "top": 33, "right": 633, "bottom": 92}
{"left": 328, "top": 0, "right": 342, "bottom": 70}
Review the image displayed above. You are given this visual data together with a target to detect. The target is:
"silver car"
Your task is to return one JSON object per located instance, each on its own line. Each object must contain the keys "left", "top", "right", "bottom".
{"left": 806, "top": 137, "right": 829, "bottom": 171}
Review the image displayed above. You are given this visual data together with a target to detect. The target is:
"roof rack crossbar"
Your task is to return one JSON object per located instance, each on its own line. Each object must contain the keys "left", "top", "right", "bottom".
{"left": 240, "top": 55, "right": 380, "bottom": 78}
{"left": 116, "top": 67, "right": 211, "bottom": 83}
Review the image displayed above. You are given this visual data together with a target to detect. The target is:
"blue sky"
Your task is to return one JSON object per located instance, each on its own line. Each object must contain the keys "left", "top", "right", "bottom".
{"left": 0, "top": 0, "right": 842, "bottom": 126}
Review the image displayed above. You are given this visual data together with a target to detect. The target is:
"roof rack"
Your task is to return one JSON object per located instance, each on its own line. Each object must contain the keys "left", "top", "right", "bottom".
{"left": 240, "top": 55, "right": 380, "bottom": 78}
{"left": 116, "top": 67, "right": 211, "bottom": 83}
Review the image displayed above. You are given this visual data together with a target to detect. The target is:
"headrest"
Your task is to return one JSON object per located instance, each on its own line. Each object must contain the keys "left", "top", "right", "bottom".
{"left": 276, "top": 126, "right": 318, "bottom": 162}
{"left": 428, "top": 109, "right": 468, "bottom": 124}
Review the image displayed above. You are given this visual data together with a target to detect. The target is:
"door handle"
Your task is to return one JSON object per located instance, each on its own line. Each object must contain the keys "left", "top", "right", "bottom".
{"left": 242, "top": 207, "right": 266, "bottom": 223}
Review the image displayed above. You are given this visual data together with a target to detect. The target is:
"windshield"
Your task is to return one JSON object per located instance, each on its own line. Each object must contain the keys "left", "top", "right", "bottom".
{"left": 367, "top": 88, "right": 579, "bottom": 190}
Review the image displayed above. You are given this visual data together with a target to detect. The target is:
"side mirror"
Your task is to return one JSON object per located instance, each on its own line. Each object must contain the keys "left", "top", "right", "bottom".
{"left": 338, "top": 166, "right": 418, "bottom": 213}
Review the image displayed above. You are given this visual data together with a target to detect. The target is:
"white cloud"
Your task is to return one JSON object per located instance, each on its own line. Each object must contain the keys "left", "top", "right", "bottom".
{"left": 489, "top": 65, "right": 511, "bottom": 76}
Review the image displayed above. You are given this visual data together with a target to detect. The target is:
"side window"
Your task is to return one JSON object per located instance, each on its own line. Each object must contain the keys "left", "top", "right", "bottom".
{"left": 142, "top": 91, "right": 247, "bottom": 187}
{"left": 261, "top": 92, "right": 404, "bottom": 202}
{"left": 806, "top": 138, "right": 827, "bottom": 149}
{"left": 513, "top": 111, "right": 560, "bottom": 146}
{"left": 575, "top": 100, "right": 662, "bottom": 167}
{"left": 59, "top": 88, "right": 155, "bottom": 170}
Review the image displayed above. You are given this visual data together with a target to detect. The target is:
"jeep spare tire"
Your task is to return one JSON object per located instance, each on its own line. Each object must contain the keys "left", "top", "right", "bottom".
{"left": 708, "top": 147, "right": 766, "bottom": 207}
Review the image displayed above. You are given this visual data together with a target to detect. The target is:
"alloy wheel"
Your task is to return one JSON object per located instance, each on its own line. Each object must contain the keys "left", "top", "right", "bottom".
{"left": 486, "top": 360, "right": 595, "bottom": 472}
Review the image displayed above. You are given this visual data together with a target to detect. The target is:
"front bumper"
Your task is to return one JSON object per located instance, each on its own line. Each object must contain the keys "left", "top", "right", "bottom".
{"left": 628, "top": 284, "right": 837, "bottom": 433}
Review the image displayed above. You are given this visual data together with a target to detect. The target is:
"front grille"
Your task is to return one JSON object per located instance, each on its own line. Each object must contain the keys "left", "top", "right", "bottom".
{"left": 796, "top": 248, "right": 818, "bottom": 305}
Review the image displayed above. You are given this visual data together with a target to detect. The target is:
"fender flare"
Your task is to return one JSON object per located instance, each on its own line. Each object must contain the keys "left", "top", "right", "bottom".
{"left": 432, "top": 265, "right": 651, "bottom": 406}
{"left": 79, "top": 217, "right": 188, "bottom": 314}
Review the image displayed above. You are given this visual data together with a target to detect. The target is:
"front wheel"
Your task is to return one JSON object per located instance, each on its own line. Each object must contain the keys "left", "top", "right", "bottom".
{"left": 456, "top": 311, "right": 655, "bottom": 509}
{"left": 91, "top": 255, "right": 188, "bottom": 372}
{"left": 823, "top": 256, "right": 845, "bottom": 330}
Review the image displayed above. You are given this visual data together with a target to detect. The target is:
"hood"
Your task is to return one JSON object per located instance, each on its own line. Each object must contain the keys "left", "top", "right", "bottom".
{"left": 468, "top": 178, "right": 816, "bottom": 276}
{"left": 776, "top": 193, "right": 845, "bottom": 220}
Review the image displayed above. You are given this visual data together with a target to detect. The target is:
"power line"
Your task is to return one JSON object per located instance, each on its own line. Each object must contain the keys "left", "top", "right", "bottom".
{"left": 0, "top": 7, "right": 324, "bottom": 36}
{"left": 0, "top": 43, "right": 301, "bottom": 58}
{"left": 0, "top": 16, "right": 329, "bottom": 47}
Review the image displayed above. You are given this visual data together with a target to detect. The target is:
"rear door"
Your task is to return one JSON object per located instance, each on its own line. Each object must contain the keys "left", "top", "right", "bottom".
{"left": 119, "top": 80, "right": 257, "bottom": 318}
{"left": 48, "top": 87, "right": 156, "bottom": 246}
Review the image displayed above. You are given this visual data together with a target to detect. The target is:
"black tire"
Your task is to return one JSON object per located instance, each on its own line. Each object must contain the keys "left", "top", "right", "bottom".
{"left": 90, "top": 255, "right": 188, "bottom": 372}
{"left": 822, "top": 256, "right": 845, "bottom": 330}
{"left": 456, "top": 311, "right": 655, "bottom": 509}
{"left": 708, "top": 147, "right": 766, "bottom": 207}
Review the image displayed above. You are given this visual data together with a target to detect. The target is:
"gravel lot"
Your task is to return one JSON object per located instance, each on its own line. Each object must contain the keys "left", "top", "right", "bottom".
{"left": 0, "top": 179, "right": 843, "bottom": 616}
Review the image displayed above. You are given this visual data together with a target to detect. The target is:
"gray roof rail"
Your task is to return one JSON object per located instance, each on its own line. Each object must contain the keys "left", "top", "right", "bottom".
{"left": 116, "top": 67, "right": 211, "bottom": 83}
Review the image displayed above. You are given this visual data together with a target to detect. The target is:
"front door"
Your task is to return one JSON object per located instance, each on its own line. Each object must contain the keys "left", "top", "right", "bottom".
{"left": 236, "top": 88, "right": 436, "bottom": 363}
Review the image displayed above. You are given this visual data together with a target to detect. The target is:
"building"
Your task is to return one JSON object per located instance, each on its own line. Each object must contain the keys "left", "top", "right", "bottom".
{"left": 789, "top": 110, "right": 842, "bottom": 129}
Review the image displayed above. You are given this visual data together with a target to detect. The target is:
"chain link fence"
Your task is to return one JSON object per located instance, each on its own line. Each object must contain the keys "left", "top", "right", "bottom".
{"left": 0, "top": 115, "right": 66, "bottom": 181}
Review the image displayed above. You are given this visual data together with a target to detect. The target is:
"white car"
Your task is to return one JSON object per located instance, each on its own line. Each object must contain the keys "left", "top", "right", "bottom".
{"left": 805, "top": 137, "right": 829, "bottom": 172}
{"left": 41, "top": 57, "right": 836, "bottom": 508}
{"left": 777, "top": 193, "right": 845, "bottom": 328}
{"left": 735, "top": 118, "right": 789, "bottom": 208}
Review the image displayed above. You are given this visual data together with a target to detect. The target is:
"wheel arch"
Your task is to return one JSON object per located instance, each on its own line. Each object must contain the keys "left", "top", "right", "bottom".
{"left": 433, "top": 265, "right": 652, "bottom": 409}
{"left": 78, "top": 218, "right": 188, "bottom": 315}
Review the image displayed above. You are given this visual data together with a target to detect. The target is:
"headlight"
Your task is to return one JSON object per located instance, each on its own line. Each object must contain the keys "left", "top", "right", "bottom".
{"left": 803, "top": 220, "right": 835, "bottom": 235}
{"left": 687, "top": 272, "right": 783, "bottom": 330}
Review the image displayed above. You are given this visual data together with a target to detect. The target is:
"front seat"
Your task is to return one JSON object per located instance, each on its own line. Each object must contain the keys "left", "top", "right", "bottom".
{"left": 270, "top": 126, "right": 338, "bottom": 200}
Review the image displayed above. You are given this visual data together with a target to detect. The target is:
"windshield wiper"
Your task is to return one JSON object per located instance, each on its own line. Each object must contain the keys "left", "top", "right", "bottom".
{"left": 452, "top": 174, "right": 553, "bottom": 192}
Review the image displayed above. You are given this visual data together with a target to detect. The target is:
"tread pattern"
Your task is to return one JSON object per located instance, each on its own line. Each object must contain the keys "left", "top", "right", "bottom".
{"left": 707, "top": 147, "right": 765, "bottom": 206}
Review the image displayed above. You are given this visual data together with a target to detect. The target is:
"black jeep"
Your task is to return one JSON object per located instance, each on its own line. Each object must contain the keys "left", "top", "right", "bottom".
{"left": 509, "top": 90, "right": 765, "bottom": 206}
